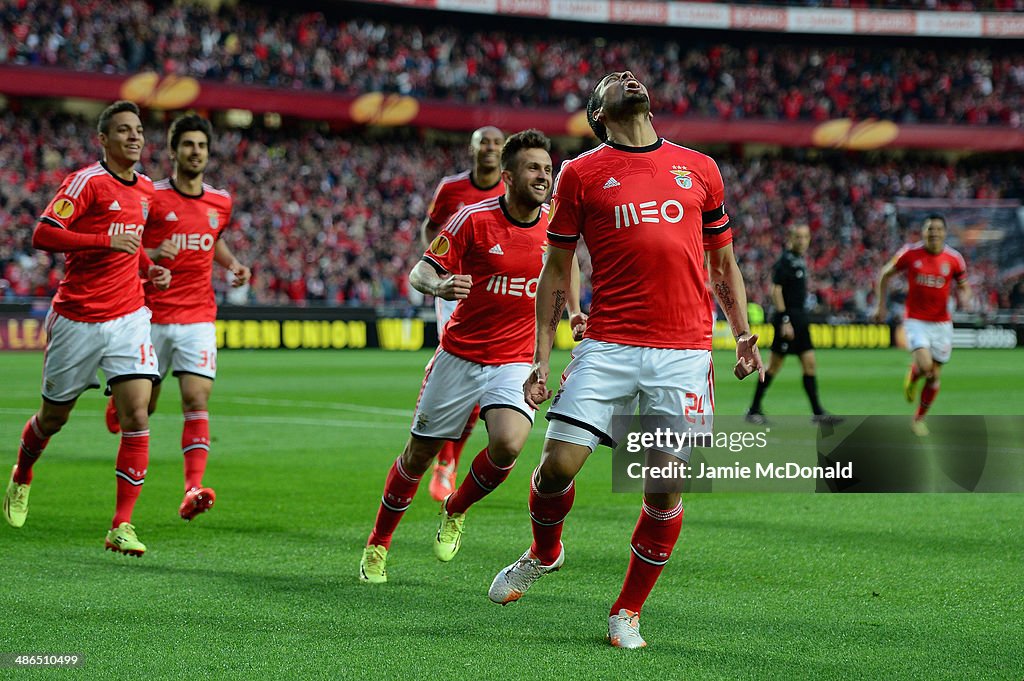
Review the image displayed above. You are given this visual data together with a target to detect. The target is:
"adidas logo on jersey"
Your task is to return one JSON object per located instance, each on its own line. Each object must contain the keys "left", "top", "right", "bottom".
{"left": 108, "top": 200, "right": 121, "bottom": 211}
{"left": 489, "top": 244, "right": 504, "bottom": 255}
{"left": 165, "top": 211, "right": 178, "bottom": 221}
{"left": 603, "top": 177, "right": 621, "bottom": 189}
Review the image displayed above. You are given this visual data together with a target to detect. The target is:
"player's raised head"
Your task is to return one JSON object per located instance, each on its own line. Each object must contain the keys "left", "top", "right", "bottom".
{"left": 471, "top": 126, "right": 505, "bottom": 172}
{"left": 922, "top": 213, "right": 947, "bottom": 254}
{"left": 587, "top": 71, "right": 651, "bottom": 141}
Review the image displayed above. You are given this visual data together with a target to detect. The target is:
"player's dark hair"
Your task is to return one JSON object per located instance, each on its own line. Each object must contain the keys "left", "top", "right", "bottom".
{"left": 168, "top": 114, "right": 213, "bottom": 151}
{"left": 97, "top": 101, "right": 141, "bottom": 135}
{"left": 924, "top": 213, "right": 947, "bottom": 227}
{"left": 500, "top": 129, "right": 551, "bottom": 171}
{"left": 586, "top": 77, "right": 610, "bottom": 142}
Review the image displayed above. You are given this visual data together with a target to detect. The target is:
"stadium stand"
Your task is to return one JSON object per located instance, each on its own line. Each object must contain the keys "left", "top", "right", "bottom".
{"left": 1, "top": 2, "right": 1022, "bottom": 125}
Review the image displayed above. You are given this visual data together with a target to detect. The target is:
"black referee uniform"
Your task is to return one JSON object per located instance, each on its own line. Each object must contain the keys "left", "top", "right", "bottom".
{"left": 771, "top": 249, "right": 813, "bottom": 355}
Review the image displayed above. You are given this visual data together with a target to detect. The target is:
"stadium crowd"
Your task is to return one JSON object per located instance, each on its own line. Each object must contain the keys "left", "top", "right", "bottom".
{"left": 1, "top": 1, "right": 1022, "bottom": 126}
{"left": 2, "top": 110, "right": 1021, "bottom": 317}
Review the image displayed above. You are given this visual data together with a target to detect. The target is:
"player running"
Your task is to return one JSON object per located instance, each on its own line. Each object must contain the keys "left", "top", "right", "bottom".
{"left": 104, "top": 113, "right": 250, "bottom": 520}
{"left": 360, "top": 129, "right": 583, "bottom": 584}
{"left": 420, "top": 126, "right": 506, "bottom": 502}
{"left": 3, "top": 101, "right": 170, "bottom": 556}
{"left": 874, "top": 214, "right": 972, "bottom": 436}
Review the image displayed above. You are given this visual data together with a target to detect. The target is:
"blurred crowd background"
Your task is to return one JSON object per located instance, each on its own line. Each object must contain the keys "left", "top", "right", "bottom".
{"left": 1, "top": 0, "right": 1022, "bottom": 319}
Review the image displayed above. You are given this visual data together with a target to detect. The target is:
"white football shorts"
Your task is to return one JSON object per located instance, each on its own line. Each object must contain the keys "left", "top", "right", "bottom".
{"left": 41, "top": 306, "right": 159, "bottom": 404}
{"left": 151, "top": 322, "right": 217, "bottom": 380}
{"left": 903, "top": 318, "right": 953, "bottom": 364}
{"left": 412, "top": 348, "right": 534, "bottom": 440}
{"left": 545, "top": 339, "right": 715, "bottom": 460}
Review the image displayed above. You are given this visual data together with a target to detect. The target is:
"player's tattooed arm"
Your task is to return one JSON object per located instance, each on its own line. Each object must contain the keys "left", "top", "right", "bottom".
{"left": 709, "top": 243, "right": 764, "bottom": 380}
{"left": 550, "top": 290, "right": 567, "bottom": 334}
{"left": 533, "top": 245, "right": 574, "bottom": 365}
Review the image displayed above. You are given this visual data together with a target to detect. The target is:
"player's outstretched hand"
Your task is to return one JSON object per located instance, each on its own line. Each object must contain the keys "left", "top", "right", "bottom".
{"left": 523, "top": 361, "right": 553, "bottom": 409}
{"left": 152, "top": 238, "right": 179, "bottom": 261}
{"left": 436, "top": 274, "right": 472, "bottom": 301}
{"left": 734, "top": 333, "right": 765, "bottom": 381}
{"left": 569, "top": 312, "right": 588, "bottom": 341}
{"left": 148, "top": 265, "right": 172, "bottom": 291}
{"left": 110, "top": 233, "right": 141, "bottom": 254}
{"left": 230, "top": 262, "right": 252, "bottom": 287}
{"left": 871, "top": 307, "right": 886, "bottom": 324}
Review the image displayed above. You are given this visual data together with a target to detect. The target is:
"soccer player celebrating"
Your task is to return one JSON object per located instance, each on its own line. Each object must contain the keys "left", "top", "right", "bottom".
{"left": 2, "top": 101, "right": 171, "bottom": 556}
{"left": 420, "top": 126, "right": 506, "bottom": 502}
{"left": 488, "top": 72, "right": 763, "bottom": 648}
{"left": 873, "top": 214, "right": 971, "bottom": 436}
{"left": 360, "top": 129, "right": 583, "bottom": 584}
{"left": 104, "top": 113, "right": 250, "bottom": 520}
{"left": 747, "top": 224, "right": 840, "bottom": 424}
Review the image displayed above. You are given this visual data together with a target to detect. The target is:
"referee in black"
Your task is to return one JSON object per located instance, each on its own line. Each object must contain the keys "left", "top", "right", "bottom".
{"left": 747, "top": 224, "right": 838, "bottom": 424}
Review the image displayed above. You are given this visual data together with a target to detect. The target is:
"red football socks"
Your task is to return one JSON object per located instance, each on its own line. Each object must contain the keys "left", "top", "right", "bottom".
{"left": 611, "top": 500, "right": 684, "bottom": 615}
{"left": 916, "top": 379, "right": 940, "bottom": 420}
{"left": 182, "top": 411, "right": 210, "bottom": 490}
{"left": 445, "top": 448, "right": 515, "bottom": 515}
{"left": 13, "top": 415, "right": 49, "bottom": 485}
{"left": 367, "top": 456, "right": 423, "bottom": 549}
{"left": 112, "top": 430, "right": 149, "bottom": 527}
{"left": 528, "top": 470, "right": 575, "bottom": 566}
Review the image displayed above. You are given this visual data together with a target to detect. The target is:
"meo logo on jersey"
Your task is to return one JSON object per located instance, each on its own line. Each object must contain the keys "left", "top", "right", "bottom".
{"left": 614, "top": 200, "right": 684, "bottom": 229}
{"left": 486, "top": 275, "right": 539, "bottom": 298}
{"left": 171, "top": 233, "right": 216, "bottom": 252}
{"left": 109, "top": 222, "right": 144, "bottom": 235}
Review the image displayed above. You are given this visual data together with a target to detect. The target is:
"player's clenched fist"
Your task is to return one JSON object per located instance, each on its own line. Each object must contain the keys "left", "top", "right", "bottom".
{"left": 147, "top": 265, "right": 172, "bottom": 291}
{"left": 523, "top": 362, "right": 553, "bottom": 409}
{"left": 151, "top": 238, "right": 180, "bottom": 261}
{"left": 436, "top": 274, "right": 472, "bottom": 301}
{"left": 110, "top": 232, "right": 141, "bottom": 253}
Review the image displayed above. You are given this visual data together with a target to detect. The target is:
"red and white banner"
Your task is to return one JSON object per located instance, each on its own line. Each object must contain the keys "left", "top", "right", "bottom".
{"left": 382, "top": 0, "right": 1024, "bottom": 37}
{"left": 2, "top": 66, "right": 1022, "bottom": 150}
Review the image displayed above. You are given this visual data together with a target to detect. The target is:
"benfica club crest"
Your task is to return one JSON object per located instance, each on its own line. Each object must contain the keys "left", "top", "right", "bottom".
{"left": 671, "top": 166, "right": 693, "bottom": 189}
{"left": 940, "top": 262, "right": 951, "bottom": 276}
{"left": 208, "top": 209, "right": 219, "bottom": 230}
{"left": 140, "top": 199, "right": 149, "bottom": 220}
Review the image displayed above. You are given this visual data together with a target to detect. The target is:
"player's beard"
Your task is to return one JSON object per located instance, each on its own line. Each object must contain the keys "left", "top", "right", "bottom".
{"left": 603, "top": 91, "right": 651, "bottom": 123}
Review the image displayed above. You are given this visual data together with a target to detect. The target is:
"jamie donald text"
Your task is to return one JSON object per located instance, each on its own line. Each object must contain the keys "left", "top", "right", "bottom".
{"left": 626, "top": 460, "right": 854, "bottom": 481}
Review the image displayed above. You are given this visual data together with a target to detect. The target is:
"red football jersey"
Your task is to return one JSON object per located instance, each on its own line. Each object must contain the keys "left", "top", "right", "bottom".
{"left": 143, "top": 179, "right": 232, "bottom": 324}
{"left": 547, "top": 139, "right": 731, "bottom": 350}
{"left": 422, "top": 196, "right": 548, "bottom": 365}
{"left": 39, "top": 161, "right": 154, "bottom": 322}
{"left": 427, "top": 171, "right": 505, "bottom": 226}
{"left": 893, "top": 242, "right": 967, "bottom": 322}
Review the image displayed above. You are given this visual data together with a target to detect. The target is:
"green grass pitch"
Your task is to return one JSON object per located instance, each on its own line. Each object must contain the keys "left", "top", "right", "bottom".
{"left": 0, "top": 348, "right": 1021, "bottom": 679}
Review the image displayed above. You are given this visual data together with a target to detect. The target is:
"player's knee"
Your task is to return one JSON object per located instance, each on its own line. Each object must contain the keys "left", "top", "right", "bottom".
{"left": 536, "top": 457, "right": 576, "bottom": 492}
{"left": 37, "top": 410, "right": 69, "bottom": 436}
{"left": 403, "top": 438, "right": 439, "bottom": 475}
{"left": 181, "top": 395, "right": 209, "bottom": 413}
{"left": 119, "top": 405, "right": 149, "bottom": 432}
{"left": 487, "top": 438, "right": 521, "bottom": 467}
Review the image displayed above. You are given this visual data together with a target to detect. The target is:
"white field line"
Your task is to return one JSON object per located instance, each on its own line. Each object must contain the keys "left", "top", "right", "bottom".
{"left": 0, "top": 407, "right": 409, "bottom": 431}
{"left": 223, "top": 396, "right": 411, "bottom": 418}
